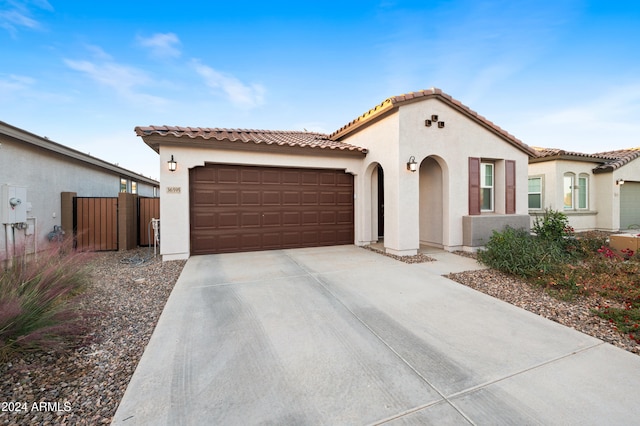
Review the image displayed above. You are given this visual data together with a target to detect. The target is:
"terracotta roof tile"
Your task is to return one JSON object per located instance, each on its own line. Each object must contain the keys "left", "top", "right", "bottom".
{"left": 591, "top": 147, "right": 640, "bottom": 173}
{"left": 530, "top": 146, "right": 640, "bottom": 173}
{"left": 135, "top": 126, "right": 368, "bottom": 154}
{"left": 330, "top": 88, "right": 538, "bottom": 157}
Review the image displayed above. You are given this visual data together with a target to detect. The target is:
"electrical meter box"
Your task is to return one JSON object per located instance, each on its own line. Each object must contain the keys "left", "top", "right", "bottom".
{"left": 1, "top": 185, "right": 27, "bottom": 224}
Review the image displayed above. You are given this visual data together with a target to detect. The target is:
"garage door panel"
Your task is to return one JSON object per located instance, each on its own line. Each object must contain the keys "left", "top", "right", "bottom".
{"left": 262, "top": 171, "right": 281, "bottom": 184}
{"left": 241, "top": 234, "right": 261, "bottom": 249}
{"left": 190, "top": 165, "right": 353, "bottom": 255}
{"left": 283, "top": 212, "right": 301, "bottom": 226}
{"left": 241, "top": 169, "right": 261, "bottom": 184}
{"left": 241, "top": 212, "right": 261, "bottom": 227}
{"left": 262, "top": 233, "right": 282, "bottom": 248}
{"left": 218, "top": 213, "right": 239, "bottom": 228}
{"left": 337, "top": 191, "right": 352, "bottom": 205}
{"left": 192, "top": 190, "right": 216, "bottom": 205}
{"left": 337, "top": 210, "right": 353, "bottom": 224}
{"left": 282, "top": 171, "right": 300, "bottom": 185}
{"left": 263, "top": 212, "right": 281, "bottom": 226}
{"left": 263, "top": 191, "right": 281, "bottom": 205}
{"left": 320, "top": 230, "right": 337, "bottom": 243}
{"left": 302, "top": 172, "right": 319, "bottom": 185}
{"left": 320, "top": 192, "right": 336, "bottom": 205}
{"left": 241, "top": 191, "right": 260, "bottom": 205}
{"left": 218, "top": 168, "right": 240, "bottom": 183}
{"left": 282, "top": 232, "right": 301, "bottom": 246}
{"left": 302, "top": 211, "right": 319, "bottom": 225}
{"left": 320, "top": 211, "right": 337, "bottom": 225}
{"left": 320, "top": 173, "right": 336, "bottom": 185}
{"left": 218, "top": 191, "right": 239, "bottom": 206}
{"left": 193, "top": 212, "right": 216, "bottom": 228}
{"left": 283, "top": 191, "right": 300, "bottom": 205}
{"left": 302, "top": 192, "right": 318, "bottom": 205}
{"left": 302, "top": 231, "right": 319, "bottom": 244}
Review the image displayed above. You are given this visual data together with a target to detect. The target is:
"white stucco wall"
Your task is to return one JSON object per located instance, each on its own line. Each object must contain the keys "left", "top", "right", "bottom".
{"left": 155, "top": 97, "right": 533, "bottom": 259}
{"left": 157, "top": 146, "right": 363, "bottom": 260}
{"left": 339, "top": 98, "right": 531, "bottom": 254}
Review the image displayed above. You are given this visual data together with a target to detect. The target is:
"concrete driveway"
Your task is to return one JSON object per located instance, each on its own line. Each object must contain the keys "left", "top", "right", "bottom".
{"left": 112, "top": 245, "right": 640, "bottom": 425}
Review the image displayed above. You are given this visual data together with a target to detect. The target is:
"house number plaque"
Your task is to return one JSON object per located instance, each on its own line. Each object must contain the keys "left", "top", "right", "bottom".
{"left": 166, "top": 186, "right": 181, "bottom": 194}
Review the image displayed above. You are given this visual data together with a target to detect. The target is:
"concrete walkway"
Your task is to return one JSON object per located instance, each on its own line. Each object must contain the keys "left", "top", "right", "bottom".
{"left": 112, "top": 245, "right": 640, "bottom": 425}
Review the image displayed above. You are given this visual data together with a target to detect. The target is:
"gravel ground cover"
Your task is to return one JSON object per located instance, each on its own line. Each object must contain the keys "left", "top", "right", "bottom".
{"left": 2, "top": 246, "right": 638, "bottom": 425}
{"left": 447, "top": 267, "right": 640, "bottom": 356}
{"left": 0, "top": 248, "right": 185, "bottom": 425}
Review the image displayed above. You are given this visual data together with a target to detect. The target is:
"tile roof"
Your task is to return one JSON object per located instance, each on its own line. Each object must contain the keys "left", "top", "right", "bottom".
{"left": 530, "top": 146, "right": 640, "bottom": 173}
{"left": 591, "top": 148, "right": 640, "bottom": 173}
{"left": 329, "top": 87, "right": 538, "bottom": 158}
{"left": 135, "top": 126, "right": 368, "bottom": 154}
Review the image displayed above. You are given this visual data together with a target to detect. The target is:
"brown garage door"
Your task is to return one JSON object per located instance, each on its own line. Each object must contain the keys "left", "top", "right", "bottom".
{"left": 190, "top": 164, "right": 354, "bottom": 255}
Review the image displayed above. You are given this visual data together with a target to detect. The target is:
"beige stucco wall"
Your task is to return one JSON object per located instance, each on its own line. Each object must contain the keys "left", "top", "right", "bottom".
{"left": 528, "top": 159, "right": 617, "bottom": 231}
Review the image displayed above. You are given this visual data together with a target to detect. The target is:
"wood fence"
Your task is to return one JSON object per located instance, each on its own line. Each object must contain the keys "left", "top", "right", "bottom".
{"left": 73, "top": 197, "right": 118, "bottom": 251}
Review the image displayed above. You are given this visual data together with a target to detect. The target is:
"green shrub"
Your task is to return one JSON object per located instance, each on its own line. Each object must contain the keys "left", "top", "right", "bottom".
{"left": 477, "top": 226, "right": 572, "bottom": 278}
{"left": 0, "top": 245, "right": 93, "bottom": 360}
{"left": 532, "top": 208, "right": 573, "bottom": 245}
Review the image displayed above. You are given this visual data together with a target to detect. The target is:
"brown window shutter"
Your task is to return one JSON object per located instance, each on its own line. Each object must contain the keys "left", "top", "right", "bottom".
{"left": 468, "top": 157, "right": 480, "bottom": 215}
{"left": 505, "top": 160, "right": 516, "bottom": 214}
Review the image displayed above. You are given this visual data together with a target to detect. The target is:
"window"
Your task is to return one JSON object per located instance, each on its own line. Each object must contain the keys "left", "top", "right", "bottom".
{"left": 480, "top": 162, "right": 494, "bottom": 211}
{"left": 564, "top": 173, "right": 589, "bottom": 210}
{"left": 131, "top": 181, "right": 138, "bottom": 194}
{"left": 528, "top": 177, "right": 542, "bottom": 209}
{"left": 578, "top": 174, "right": 588, "bottom": 209}
{"left": 563, "top": 173, "right": 574, "bottom": 209}
{"left": 120, "top": 178, "right": 128, "bottom": 193}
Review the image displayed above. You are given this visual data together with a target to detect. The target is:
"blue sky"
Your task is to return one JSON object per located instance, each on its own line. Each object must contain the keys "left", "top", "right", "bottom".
{"left": 2, "top": 0, "right": 640, "bottom": 180}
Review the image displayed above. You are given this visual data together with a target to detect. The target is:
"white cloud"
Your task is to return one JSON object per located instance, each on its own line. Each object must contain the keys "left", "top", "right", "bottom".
{"left": 136, "top": 32, "right": 181, "bottom": 59}
{"left": 510, "top": 84, "right": 640, "bottom": 152}
{"left": 64, "top": 51, "right": 168, "bottom": 107}
{"left": 192, "top": 59, "right": 265, "bottom": 109}
{"left": 0, "top": 73, "right": 36, "bottom": 93}
{"left": 0, "top": 0, "right": 53, "bottom": 36}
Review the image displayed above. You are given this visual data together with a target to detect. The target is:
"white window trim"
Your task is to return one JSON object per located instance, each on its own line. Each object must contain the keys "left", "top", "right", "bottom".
{"left": 528, "top": 175, "right": 543, "bottom": 210}
{"left": 563, "top": 173, "right": 574, "bottom": 210}
{"left": 481, "top": 162, "right": 494, "bottom": 212}
{"left": 563, "top": 172, "right": 590, "bottom": 211}
{"left": 577, "top": 174, "right": 589, "bottom": 210}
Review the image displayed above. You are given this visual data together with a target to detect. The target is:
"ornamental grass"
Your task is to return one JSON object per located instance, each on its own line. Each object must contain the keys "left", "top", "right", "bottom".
{"left": 0, "top": 243, "right": 93, "bottom": 360}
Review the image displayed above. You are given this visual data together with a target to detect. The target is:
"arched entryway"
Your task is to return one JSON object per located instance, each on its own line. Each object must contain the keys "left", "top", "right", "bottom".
{"left": 419, "top": 156, "right": 445, "bottom": 248}
{"left": 365, "top": 162, "right": 385, "bottom": 243}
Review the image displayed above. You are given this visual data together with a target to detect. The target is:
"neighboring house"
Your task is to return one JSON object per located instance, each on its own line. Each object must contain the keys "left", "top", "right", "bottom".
{"left": 0, "top": 121, "right": 159, "bottom": 259}
{"left": 529, "top": 147, "right": 640, "bottom": 232}
{"left": 136, "top": 88, "right": 538, "bottom": 261}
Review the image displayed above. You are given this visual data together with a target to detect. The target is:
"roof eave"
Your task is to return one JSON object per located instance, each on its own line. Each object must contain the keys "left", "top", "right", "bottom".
{"left": 137, "top": 133, "right": 368, "bottom": 157}
{"left": 0, "top": 121, "right": 159, "bottom": 185}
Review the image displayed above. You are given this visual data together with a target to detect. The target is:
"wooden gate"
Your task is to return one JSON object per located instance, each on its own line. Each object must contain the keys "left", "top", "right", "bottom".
{"left": 138, "top": 197, "right": 160, "bottom": 246}
{"left": 73, "top": 197, "right": 118, "bottom": 251}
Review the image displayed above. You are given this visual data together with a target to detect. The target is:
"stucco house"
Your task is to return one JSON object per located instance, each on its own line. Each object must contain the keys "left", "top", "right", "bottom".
{"left": 529, "top": 147, "right": 640, "bottom": 232}
{"left": 137, "top": 88, "right": 538, "bottom": 261}
{"left": 0, "top": 121, "right": 159, "bottom": 259}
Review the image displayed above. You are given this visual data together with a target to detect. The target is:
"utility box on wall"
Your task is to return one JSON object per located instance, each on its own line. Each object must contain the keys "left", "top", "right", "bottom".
{"left": 1, "top": 185, "right": 27, "bottom": 224}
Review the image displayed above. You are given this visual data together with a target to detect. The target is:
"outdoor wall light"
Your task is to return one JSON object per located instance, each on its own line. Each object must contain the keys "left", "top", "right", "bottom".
{"left": 617, "top": 179, "right": 625, "bottom": 185}
{"left": 168, "top": 155, "right": 177, "bottom": 172}
{"left": 407, "top": 156, "right": 417, "bottom": 172}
